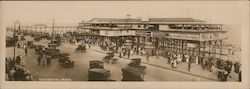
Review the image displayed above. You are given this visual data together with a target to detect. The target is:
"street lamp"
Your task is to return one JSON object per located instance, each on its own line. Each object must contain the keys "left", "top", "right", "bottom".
{"left": 13, "top": 21, "right": 20, "bottom": 59}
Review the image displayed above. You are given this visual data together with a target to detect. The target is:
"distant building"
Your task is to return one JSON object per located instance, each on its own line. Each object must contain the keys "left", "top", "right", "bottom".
{"left": 78, "top": 17, "right": 227, "bottom": 60}
{"left": 18, "top": 24, "right": 78, "bottom": 34}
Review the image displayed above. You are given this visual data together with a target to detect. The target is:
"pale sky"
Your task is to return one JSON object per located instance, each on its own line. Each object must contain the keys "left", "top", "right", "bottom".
{"left": 0, "top": 1, "right": 246, "bottom": 26}
{"left": 0, "top": 1, "right": 248, "bottom": 46}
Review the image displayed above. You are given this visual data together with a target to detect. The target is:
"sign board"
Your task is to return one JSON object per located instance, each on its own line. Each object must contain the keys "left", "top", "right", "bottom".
{"left": 187, "top": 43, "right": 198, "bottom": 48}
{"left": 200, "top": 33, "right": 220, "bottom": 41}
{"left": 152, "top": 32, "right": 169, "bottom": 38}
{"left": 168, "top": 33, "right": 200, "bottom": 41}
{"left": 120, "top": 30, "right": 135, "bottom": 36}
{"left": 159, "top": 25, "right": 169, "bottom": 31}
{"left": 100, "top": 30, "right": 120, "bottom": 36}
{"left": 135, "top": 31, "right": 152, "bottom": 37}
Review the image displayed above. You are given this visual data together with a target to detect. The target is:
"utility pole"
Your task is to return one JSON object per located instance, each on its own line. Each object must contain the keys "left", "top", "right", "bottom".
{"left": 13, "top": 21, "right": 20, "bottom": 59}
{"left": 126, "top": 14, "right": 131, "bottom": 30}
{"left": 52, "top": 18, "right": 55, "bottom": 38}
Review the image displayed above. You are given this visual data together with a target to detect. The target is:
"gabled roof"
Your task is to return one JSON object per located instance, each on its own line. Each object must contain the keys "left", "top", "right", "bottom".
{"left": 86, "top": 17, "right": 205, "bottom": 23}
{"left": 33, "top": 24, "right": 47, "bottom": 26}
{"left": 149, "top": 18, "right": 205, "bottom": 22}
{"left": 88, "top": 18, "right": 141, "bottom": 23}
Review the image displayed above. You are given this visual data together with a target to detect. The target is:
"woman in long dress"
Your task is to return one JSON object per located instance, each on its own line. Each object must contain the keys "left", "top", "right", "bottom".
{"left": 177, "top": 54, "right": 182, "bottom": 64}
{"left": 195, "top": 56, "right": 199, "bottom": 64}
{"left": 173, "top": 59, "right": 178, "bottom": 69}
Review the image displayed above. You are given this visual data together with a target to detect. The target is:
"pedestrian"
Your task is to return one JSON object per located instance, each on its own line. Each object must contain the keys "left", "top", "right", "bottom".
{"left": 202, "top": 58, "right": 206, "bottom": 70}
{"left": 20, "top": 58, "right": 25, "bottom": 66}
{"left": 17, "top": 43, "right": 20, "bottom": 48}
{"left": 9, "top": 68, "right": 16, "bottom": 81}
{"left": 9, "top": 58, "right": 15, "bottom": 69}
{"left": 14, "top": 67, "right": 21, "bottom": 81}
{"left": 146, "top": 52, "right": 150, "bottom": 62}
{"left": 25, "top": 47, "right": 28, "bottom": 55}
{"left": 222, "top": 70, "right": 228, "bottom": 81}
{"left": 24, "top": 71, "right": 32, "bottom": 81}
{"left": 118, "top": 48, "right": 122, "bottom": 58}
{"left": 170, "top": 58, "right": 174, "bottom": 67}
{"left": 127, "top": 49, "right": 130, "bottom": 59}
{"left": 177, "top": 54, "right": 181, "bottom": 64}
{"left": 46, "top": 55, "right": 51, "bottom": 65}
{"left": 24, "top": 45, "right": 28, "bottom": 55}
{"left": 186, "top": 55, "right": 190, "bottom": 63}
{"left": 6, "top": 58, "right": 10, "bottom": 74}
{"left": 195, "top": 56, "right": 199, "bottom": 64}
{"left": 16, "top": 55, "right": 21, "bottom": 65}
{"left": 19, "top": 68, "right": 26, "bottom": 81}
{"left": 173, "top": 59, "right": 177, "bottom": 70}
{"left": 188, "top": 62, "right": 191, "bottom": 72}
{"left": 41, "top": 55, "right": 46, "bottom": 67}
{"left": 238, "top": 70, "right": 241, "bottom": 82}
{"left": 37, "top": 55, "right": 42, "bottom": 66}
{"left": 123, "top": 49, "right": 126, "bottom": 56}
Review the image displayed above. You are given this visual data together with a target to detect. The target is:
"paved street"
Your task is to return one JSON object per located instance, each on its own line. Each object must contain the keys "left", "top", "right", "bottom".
{"left": 6, "top": 40, "right": 221, "bottom": 81}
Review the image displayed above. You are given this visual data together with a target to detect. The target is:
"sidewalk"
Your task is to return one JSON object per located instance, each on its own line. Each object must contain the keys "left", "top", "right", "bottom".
{"left": 88, "top": 45, "right": 240, "bottom": 82}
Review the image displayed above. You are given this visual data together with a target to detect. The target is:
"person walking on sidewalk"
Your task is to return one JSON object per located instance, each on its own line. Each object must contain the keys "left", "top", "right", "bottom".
{"left": 16, "top": 55, "right": 21, "bottom": 65}
{"left": 41, "top": 55, "right": 46, "bottom": 67}
{"left": 146, "top": 52, "right": 150, "bottom": 62}
{"left": 177, "top": 54, "right": 181, "bottom": 64}
{"left": 24, "top": 45, "right": 28, "bottom": 55}
{"left": 127, "top": 49, "right": 130, "bottom": 59}
{"left": 9, "top": 68, "right": 16, "bottom": 81}
{"left": 173, "top": 59, "right": 178, "bottom": 70}
{"left": 37, "top": 55, "right": 42, "bottom": 66}
{"left": 188, "top": 62, "right": 192, "bottom": 72}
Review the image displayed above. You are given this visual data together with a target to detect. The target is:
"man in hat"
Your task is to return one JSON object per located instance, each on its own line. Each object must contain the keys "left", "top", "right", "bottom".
{"left": 24, "top": 44, "right": 28, "bottom": 55}
{"left": 188, "top": 62, "right": 192, "bottom": 72}
{"left": 37, "top": 55, "right": 42, "bottom": 66}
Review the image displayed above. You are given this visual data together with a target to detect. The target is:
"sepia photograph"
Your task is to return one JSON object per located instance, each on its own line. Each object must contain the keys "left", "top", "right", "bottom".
{"left": 0, "top": 0, "right": 249, "bottom": 89}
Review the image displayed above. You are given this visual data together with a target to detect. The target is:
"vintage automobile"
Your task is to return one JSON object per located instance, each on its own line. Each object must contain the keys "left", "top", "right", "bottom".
{"left": 35, "top": 45, "right": 45, "bottom": 55}
{"left": 58, "top": 53, "right": 74, "bottom": 68}
{"left": 45, "top": 47, "right": 60, "bottom": 59}
{"left": 6, "top": 37, "right": 17, "bottom": 47}
{"left": 48, "top": 39, "right": 61, "bottom": 47}
{"left": 34, "top": 34, "right": 51, "bottom": 42}
{"left": 27, "top": 41, "right": 35, "bottom": 48}
{"left": 88, "top": 60, "right": 111, "bottom": 81}
{"left": 217, "top": 68, "right": 229, "bottom": 81}
{"left": 103, "top": 51, "right": 118, "bottom": 64}
{"left": 121, "top": 58, "right": 146, "bottom": 81}
{"left": 75, "top": 44, "right": 86, "bottom": 53}
{"left": 20, "top": 35, "right": 25, "bottom": 41}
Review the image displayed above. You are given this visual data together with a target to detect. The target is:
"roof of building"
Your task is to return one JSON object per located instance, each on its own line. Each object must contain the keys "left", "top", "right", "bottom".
{"left": 33, "top": 24, "right": 47, "bottom": 26}
{"left": 86, "top": 17, "right": 206, "bottom": 23}
{"left": 149, "top": 18, "right": 205, "bottom": 22}
{"left": 88, "top": 18, "right": 141, "bottom": 23}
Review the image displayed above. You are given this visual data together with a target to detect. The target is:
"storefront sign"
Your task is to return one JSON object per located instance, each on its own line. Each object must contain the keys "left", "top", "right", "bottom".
{"left": 100, "top": 30, "right": 120, "bottom": 36}
{"left": 152, "top": 32, "right": 169, "bottom": 38}
{"left": 187, "top": 43, "right": 198, "bottom": 48}
{"left": 135, "top": 31, "right": 152, "bottom": 37}
{"left": 159, "top": 25, "right": 169, "bottom": 31}
{"left": 120, "top": 30, "right": 135, "bottom": 36}
{"left": 168, "top": 33, "right": 200, "bottom": 41}
{"left": 200, "top": 33, "right": 220, "bottom": 41}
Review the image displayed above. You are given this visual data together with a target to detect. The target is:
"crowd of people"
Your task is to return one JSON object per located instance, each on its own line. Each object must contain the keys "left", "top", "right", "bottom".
{"left": 5, "top": 56, "right": 32, "bottom": 81}
{"left": 67, "top": 34, "right": 242, "bottom": 81}
{"left": 8, "top": 31, "right": 241, "bottom": 81}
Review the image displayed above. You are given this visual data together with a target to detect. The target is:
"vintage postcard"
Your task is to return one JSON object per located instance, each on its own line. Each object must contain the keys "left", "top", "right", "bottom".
{"left": 0, "top": 0, "right": 249, "bottom": 89}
